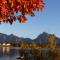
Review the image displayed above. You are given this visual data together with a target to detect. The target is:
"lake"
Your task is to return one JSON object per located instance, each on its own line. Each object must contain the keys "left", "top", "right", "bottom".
{"left": 0, "top": 47, "right": 21, "bottom": 60}
{"left": 0, "top": 47, "right": 60, "bottom": 60}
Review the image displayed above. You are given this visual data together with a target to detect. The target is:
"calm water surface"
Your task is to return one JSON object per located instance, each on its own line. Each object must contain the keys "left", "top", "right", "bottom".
{"left": 0, "top": 47, "right": 21, "bottom": 60}
{"left": 0, "top": 47, "right": 60, "bottom": 60}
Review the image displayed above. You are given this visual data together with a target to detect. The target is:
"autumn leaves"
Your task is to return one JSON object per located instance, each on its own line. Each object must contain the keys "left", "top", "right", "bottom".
{"left": 0, "top": 0, "right": 44, "bottom": 24}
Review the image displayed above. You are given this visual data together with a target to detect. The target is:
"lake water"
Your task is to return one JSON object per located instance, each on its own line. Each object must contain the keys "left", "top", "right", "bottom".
{"left": 0, "top": 47, "right": 47, "bottom": 60}
{"left": 0, "top": 47, "right": 21, "bottom": 60}
{"left": 0, "top": 47, "right": 60, "bottom": 60}
{"left": 0, "top": 47, "right": 36, "bottom": 60}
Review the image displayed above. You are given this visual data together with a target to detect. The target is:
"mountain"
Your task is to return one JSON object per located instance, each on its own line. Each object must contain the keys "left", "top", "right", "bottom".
{"left": 33, "top": 32, "right": 60, "bottom": 45}
{"left": 33, "top": 32, "right": 49, "bottom": 44}
{"left": 0, "top": 33, "right": 32, "bottom": 43}
{"left": 0, "top": 32, "right": 60, "bottom": 45}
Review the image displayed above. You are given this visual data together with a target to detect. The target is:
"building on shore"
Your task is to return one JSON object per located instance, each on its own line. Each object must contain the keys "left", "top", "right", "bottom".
{"left": 0, "top": 43, "right": 11, "bottom": 46}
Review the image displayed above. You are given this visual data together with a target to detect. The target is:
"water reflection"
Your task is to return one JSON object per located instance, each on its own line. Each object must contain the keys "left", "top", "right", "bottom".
{"left": 17, "top": 48, "right": 60, "bottom": 60}
{"left": 2, "top": 47, "right": 10, "bottom": 53}
{"left": 6, "top": 47, "right": 10, "bottom": 53}
{"left": 0, "top": 47, "right": 20, "bottom": 60}
{"left": 2, "top": 47, "right": 6, "bottom": 53}
{"left": 0, "top": 47, "right": 60, "bottom": 60}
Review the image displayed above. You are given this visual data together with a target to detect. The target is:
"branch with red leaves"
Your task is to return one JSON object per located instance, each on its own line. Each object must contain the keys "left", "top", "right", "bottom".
{"left": 0, "top": 0, "right": 45, "bottom": 24}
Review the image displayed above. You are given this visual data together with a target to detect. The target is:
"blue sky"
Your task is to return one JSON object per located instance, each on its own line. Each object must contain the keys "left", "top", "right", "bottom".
{"left": 0, "top": 0, "right": 60, "bottom": 39}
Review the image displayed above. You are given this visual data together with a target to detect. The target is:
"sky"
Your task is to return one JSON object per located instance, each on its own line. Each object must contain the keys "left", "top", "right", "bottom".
{"left": 0, "top": 0, "right": 60, "bottom": 39}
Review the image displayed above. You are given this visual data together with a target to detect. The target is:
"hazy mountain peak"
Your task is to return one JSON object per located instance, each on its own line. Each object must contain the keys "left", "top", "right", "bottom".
{"left": 33, "top": 32, "right": 60, "bottom": 45}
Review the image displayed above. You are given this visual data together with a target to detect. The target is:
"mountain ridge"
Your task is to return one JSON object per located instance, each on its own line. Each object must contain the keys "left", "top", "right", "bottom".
{"left": 0, "top": 32, "right": 60, "bottom": 45}
{"left": 0, "top": 33, "right": 32, "bottom": 43}
{"left": 34, "top": 32, "right": 60, "bottom": 45}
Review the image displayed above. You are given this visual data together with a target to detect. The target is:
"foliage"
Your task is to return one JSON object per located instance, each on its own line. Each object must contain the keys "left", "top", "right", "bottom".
{"left": 0, "top": 0, "right": 44, "bottom": 24}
